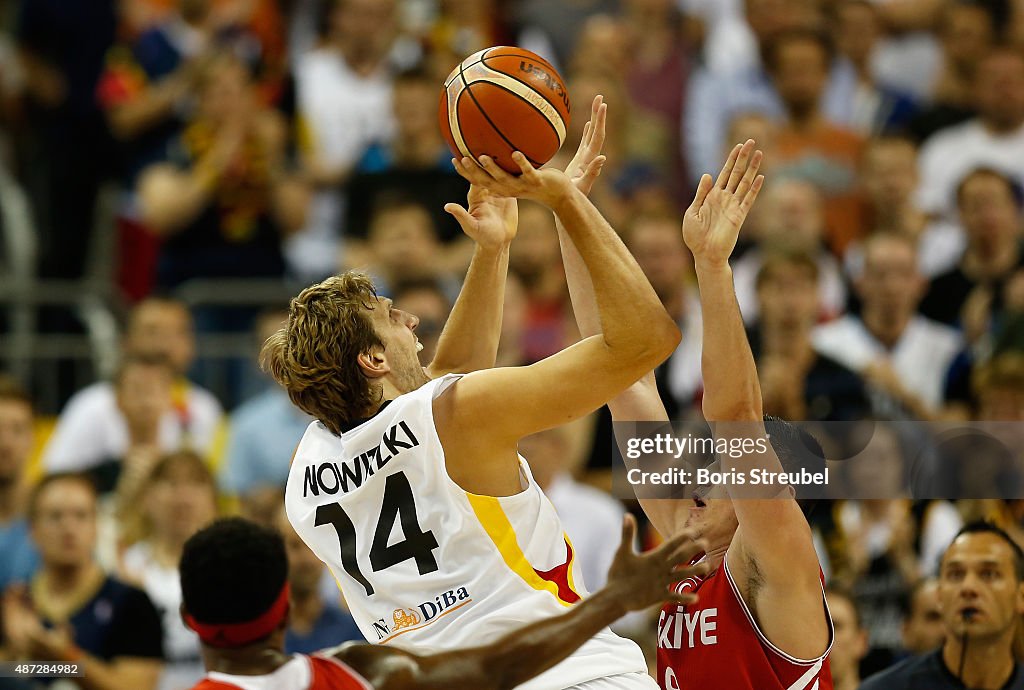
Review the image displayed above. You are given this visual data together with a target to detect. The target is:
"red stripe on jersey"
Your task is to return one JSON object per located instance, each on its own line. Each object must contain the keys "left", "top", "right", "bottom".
{"left": 532, "top": 538, "right": 581, "bottom": 604}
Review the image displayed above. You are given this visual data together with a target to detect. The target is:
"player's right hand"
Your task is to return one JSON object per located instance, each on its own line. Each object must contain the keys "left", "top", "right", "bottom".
{"left": 604, "top": 515, "right": 708, "bottom": 612}
{"left": 453, "top": 152, "right": 573, "bottom": 208}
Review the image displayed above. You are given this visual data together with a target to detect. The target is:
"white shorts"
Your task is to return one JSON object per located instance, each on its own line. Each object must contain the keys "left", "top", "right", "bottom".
{"left": 567, "top": 672, "right": 660, "bottom": 689}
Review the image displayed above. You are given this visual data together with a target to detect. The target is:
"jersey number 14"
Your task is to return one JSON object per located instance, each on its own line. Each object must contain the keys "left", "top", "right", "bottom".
{"left": 315, "top": 471, "right": 440, "bottom": 596}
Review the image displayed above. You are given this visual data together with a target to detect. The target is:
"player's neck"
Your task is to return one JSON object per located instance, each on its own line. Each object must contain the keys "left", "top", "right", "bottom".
{"left": 942, "top": 634, "right": 1016, "bottom": 689}
{"left": 204, "top": 645, "right": 292, "bottom": 677}
{"left": 705, "top": 542, "right": 730, "bottom": 571}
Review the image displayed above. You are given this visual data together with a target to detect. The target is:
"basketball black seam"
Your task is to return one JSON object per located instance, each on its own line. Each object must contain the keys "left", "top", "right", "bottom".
{"left": 482, "top": 51, "right": 560, "bottom": 76}
{"left": 481, "top": 53, "right": 569, "bottom": 126}
{"left": 458, "top": 57, "right": 543, "bottom": 168}
{"left": 455, "top": 58, "right": 481, "bottom": 161}
{"left": 484, "top": 81, "right": 561, "bottom": 150}
{"left": 445, "top": 48, "right": 540, "bottom": 87}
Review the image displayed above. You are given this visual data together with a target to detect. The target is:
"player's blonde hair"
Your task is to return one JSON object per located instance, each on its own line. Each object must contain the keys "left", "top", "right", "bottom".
{"left": 260, "top": 272, "right": 384, "bottom": 435}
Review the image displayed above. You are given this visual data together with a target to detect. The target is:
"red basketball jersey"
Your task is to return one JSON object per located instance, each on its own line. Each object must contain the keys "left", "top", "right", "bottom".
{"left": 191, "top": 654, "right": 373, "bottom": 690}
{"left": 657, "top": 555, "right": 834, "bottom": 690}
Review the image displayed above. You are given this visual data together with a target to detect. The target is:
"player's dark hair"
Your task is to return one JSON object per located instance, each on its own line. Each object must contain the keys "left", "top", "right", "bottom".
{"left": 180, "top": 518, "right": 289, "bottom": 627}
{"left": 949, "top": 521, "right": 1024, "bottom": 581}
{"left": 28, "top": 473, "right": 98, "bottom": 523}
{"left": 763, "top": 416, "right": 826, "bottom": 518}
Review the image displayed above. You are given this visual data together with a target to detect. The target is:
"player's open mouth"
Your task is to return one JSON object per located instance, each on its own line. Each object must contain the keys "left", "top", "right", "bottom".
{"left": 416, "top": 338, "right": 424, "bottom": 353}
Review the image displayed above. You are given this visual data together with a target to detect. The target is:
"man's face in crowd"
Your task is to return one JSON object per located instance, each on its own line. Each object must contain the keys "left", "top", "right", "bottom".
{"left": 0, "top": 399, "right": 33, "bottom": 486}
{"left": 938, "top": 532, "right": 1024, "bottom": 640}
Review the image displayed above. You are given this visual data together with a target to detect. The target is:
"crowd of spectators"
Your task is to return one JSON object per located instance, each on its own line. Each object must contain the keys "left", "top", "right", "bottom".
{"left": 4, "top": 0, "right": 1024, "bottom": 688}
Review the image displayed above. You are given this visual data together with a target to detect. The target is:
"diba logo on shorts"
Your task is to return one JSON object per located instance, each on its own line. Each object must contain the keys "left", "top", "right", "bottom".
{"left": 371, "top": 587, "right": 473, "bottom": 641}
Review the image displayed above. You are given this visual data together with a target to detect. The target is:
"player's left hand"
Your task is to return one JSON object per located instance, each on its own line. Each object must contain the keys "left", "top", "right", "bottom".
{"left": 604, "top": 515, "right": 708, "bottom": 612}
{"left": 445, "top": 183, "right": 518, "bottom": 251}
{"left": 683, "top": 139, "right": 764, "bottom": 271}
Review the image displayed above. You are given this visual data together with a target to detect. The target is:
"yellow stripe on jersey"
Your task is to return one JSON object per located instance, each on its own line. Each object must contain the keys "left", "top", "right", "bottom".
{"left": 465, "top": 492, "right": 577, "bottom": 607}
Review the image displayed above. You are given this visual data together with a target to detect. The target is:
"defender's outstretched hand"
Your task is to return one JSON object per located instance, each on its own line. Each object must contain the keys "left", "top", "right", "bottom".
{"left": 682, "top": 139, "right": 764, "bottom": 269}
{"left": 604, "top": 515, "right": 708, "bottom": 612}
{"left": 453, "top": 152, "right": 573, "bottom": 208}
{"left": 564, "top": 95, "right": 607, "bottom": 196}
{"left": 444, "top": 184, "right": 518, "bottom": 251}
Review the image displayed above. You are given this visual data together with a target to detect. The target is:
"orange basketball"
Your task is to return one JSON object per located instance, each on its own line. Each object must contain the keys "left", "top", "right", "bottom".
{"left": 439, "top": 46, "right": 571, "bottom": 174}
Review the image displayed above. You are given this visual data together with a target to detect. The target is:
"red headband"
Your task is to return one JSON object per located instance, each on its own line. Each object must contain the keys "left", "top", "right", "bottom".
{"left": 185, "top": 582, "right": 291, "bottom": 649}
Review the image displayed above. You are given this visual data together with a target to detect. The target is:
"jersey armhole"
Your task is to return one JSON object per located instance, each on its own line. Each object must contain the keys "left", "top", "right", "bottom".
{"left": 722, "top": 556, "right": 835, "bottom": 666}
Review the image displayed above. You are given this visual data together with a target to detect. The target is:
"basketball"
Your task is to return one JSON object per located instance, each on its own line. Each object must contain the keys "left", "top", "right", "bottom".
{"left": 439, "top": 46, "right": 571, "bottom": 174}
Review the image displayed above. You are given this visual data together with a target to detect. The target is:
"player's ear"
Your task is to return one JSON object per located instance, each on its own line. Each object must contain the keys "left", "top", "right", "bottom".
{"left": 358, "top": 347, "right": 389, "bottom": 379}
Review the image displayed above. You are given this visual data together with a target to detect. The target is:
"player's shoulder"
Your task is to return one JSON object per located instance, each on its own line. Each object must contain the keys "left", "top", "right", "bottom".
{"left": 291, "top": 419, "right": 337, "bottom": 462}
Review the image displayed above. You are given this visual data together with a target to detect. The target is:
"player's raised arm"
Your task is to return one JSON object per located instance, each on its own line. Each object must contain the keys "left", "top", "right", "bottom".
{"left": 685, "top": 141, "right": 827, "bottom": 655}
{"left": 433, "top": 152, "right": 679, "bottom": 493}
{"left": 552, "top": 97, "right": 688, "bottom": 538}
{"left": 425, "top": 184, "right": 516, "bottom": 378}
{"left": 334, "top": 517, "right": 707, "bottom": 690}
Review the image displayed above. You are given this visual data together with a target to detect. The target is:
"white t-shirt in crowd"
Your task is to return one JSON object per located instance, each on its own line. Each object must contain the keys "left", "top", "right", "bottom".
{"left": 733, "top": 248, "right": 847, "bottom": 326}
{"left": 122, "top": 541, "right": 205, "bottom": 690}
{"left": 43, "top": 381, "right": 223, "bottom": 473}
{"left": 812, "top": 315, "right": 962, "bottom": 412}
{"left": 917, "top": 119, "right": 1024, "bottom": 221}
{"left": 290, "top": 48, "right": 395, "bottom": 281}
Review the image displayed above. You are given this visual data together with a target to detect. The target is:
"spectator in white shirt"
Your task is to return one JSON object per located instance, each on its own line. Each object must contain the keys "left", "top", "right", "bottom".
{"left": 814, "top": 233, "right": 962, "bottom": 418}
{"left": 120, "top": 451, "right": 218, "bottom": 690}
{"left": 845, "top": 136, "right": 965, "bottom": 280}
{"left": 733, "top": 177, "right": 846, "bottom": 325}
{"left": 916, "top": 48, "right": 1024, "bottom": 224}
{"left": 43, "top": 298, "right": 223, "bottom": 475}
{"left": 289, "top": 0, "right": 398, "bottom": 282}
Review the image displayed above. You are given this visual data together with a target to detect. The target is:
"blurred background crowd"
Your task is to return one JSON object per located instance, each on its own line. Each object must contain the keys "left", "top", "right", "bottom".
{"left": 2, "top": 0, "right": 1024, "bottom": 688}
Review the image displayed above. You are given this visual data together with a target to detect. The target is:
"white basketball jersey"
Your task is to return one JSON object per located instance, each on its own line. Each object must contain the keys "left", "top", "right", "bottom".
{"left": 285, "top": 374, "right": 648, "bottom": 689}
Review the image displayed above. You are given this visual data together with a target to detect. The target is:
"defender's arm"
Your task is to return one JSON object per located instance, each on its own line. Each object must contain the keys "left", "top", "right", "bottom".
{"left": 334, "top": 518, "right": 705, "bottom": 690}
